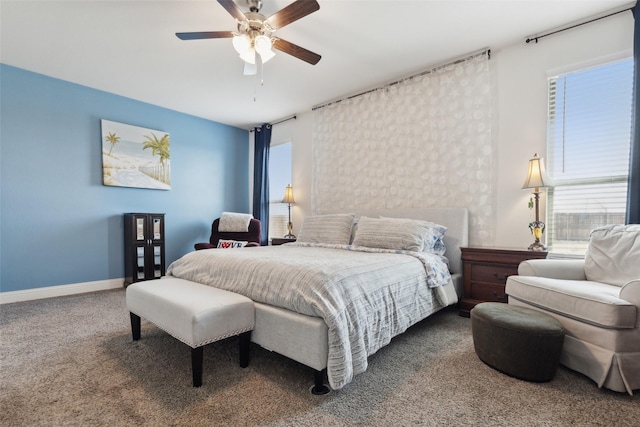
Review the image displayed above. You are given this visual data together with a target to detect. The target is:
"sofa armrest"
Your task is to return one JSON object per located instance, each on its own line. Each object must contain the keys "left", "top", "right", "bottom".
{"left": 620, "top": 280, "right": 640, "bottom": 307}
{"left": 518, "top": 259, "right": 587, "bottom": 280}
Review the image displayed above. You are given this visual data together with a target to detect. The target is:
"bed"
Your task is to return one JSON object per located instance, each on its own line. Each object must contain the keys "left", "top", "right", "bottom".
{"left": 166, "top": 208, "right": 469, "bottom": 393}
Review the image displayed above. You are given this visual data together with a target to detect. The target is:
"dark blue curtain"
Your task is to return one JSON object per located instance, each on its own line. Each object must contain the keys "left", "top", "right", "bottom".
{"left": 629, "top": 2, "right": 640, "bottom": 224}
{"left": 252, "top": 123, "right": 272, "bottom": 245}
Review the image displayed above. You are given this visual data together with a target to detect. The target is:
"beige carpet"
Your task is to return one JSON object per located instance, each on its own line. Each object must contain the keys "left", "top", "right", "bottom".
{"left": 1, "top": 288, "right": 638, "bottom": 426}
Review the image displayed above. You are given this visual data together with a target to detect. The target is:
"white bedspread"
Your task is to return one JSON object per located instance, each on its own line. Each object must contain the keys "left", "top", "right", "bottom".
{"left": 166, "top": 243, "right": 455, "bottom": 389}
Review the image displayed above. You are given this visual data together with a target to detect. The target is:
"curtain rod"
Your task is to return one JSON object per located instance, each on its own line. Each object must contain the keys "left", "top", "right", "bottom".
{"left": 526, "top": 5, "right": 633, "bottom": 44}
{"left": 312, "top": 48, "right": 490, "bottom": 112}
{"left": 272, "top": 115, "right": 296, "bottom": 126}
{"left": 249, "top": 115, "right": 296, "bottom": 132}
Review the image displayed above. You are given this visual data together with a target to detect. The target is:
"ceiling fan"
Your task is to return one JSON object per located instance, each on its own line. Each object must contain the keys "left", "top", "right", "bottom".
{"left": 176, "top": 0, "right": 321, "bottom": 71}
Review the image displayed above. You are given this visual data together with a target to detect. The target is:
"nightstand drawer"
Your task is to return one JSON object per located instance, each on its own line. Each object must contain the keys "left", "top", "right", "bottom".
{"left": 470, "top": 264, "right": 517, "bottom": 285}
{"left": 469, "top": 282, "right": 508, "bottom": 303}
{"left": 459, "top": 246, "right": 547, "bottom": 317}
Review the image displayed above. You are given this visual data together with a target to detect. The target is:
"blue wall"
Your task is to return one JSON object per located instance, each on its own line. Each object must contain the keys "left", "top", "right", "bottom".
{"left": 0, "top": 64, "right": 249, "bottom": 292}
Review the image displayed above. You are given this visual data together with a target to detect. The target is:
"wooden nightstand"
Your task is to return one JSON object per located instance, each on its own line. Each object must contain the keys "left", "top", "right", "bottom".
{"left": 271, "top": 237, "right": 296, "bottom": 246}
{"left": 459, "top": 246, "right": 547, "bottom": 317}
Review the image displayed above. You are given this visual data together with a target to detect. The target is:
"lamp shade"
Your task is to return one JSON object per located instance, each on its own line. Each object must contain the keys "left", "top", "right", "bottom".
{"left": 522, "top": 153, "right": 551, "bottom": 190}
{"left": 239, "top": 48, "right": 256, "bottom": 65}
{"left": 258, "top": 48, "right": 275, "bottom": 63}
{"left": 254, "top": 35, "right": 272, "bottom": 55}
{"left": 282, "top": 184, "right": 295, "bottom": 204}
{"left": 232, "top": 34, "right": 251, "bottom": 55}
{"left": 254, "top": 35, "right": 275, "bottom": 63}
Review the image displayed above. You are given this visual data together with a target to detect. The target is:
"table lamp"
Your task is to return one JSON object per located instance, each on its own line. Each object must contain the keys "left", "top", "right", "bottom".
{"left": 522, "top": 153, "right": 552, "bottom": 251}
{"left": 282, "top": 184, "right": 296, "bottom": 238}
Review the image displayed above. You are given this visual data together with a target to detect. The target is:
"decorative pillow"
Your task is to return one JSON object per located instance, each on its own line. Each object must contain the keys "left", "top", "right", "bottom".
{"left": 352, "top": 217, "right": 446, "bottom": 253}
{"left": 380, "top": 216, "right": 447, "bottom": 254}
{"left": 421, "top": 222, "right": 448, "bottom": 255}
{"left": 584, "top": 224, "right": 640, "bottom": 286}
{"left": 296, "top": 213, "right": 355, "bottom": 245}
{"left": 430, "top": 239, "right": 447, "bottom": 256}
{"left": 216, "top": 239, "right": 248, "bottom": 249}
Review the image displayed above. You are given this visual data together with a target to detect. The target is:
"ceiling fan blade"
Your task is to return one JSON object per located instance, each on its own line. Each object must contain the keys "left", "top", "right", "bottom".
{"left": 273, "top": 38, "right": 321, "bottom": 65}
{"left": 217, "top": 0, "right": 247, "bottom": 22}
{"left": 176, "top": 31, "right": 234, "bottom": 40}
{"left": 267, "top": 0, "right": 319, "bottom": 29}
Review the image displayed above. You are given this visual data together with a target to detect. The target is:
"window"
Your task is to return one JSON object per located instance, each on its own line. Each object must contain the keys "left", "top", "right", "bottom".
{"left": 546, "top": 58, "right": 632, "bottom": 255}
{"left": 268, "top": 142, "right": 292, "bottom": 240}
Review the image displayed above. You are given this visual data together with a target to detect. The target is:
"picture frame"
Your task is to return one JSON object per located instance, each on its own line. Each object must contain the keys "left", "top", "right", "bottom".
{"left": 101, "top": 119, "right": 171, "bottom": 190}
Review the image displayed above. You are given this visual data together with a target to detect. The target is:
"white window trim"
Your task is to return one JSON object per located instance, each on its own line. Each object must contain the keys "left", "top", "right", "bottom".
{"left": 545, "top": 56, "right": 632, "bottom": 255}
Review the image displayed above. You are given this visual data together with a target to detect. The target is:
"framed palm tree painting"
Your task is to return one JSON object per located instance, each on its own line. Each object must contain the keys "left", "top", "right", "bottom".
{"left": 101, "top": 119, "right": 171, "bottom": 190}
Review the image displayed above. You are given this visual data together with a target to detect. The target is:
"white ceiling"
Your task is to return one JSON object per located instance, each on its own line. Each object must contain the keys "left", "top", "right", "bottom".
{"left": 0, "top": 0, "right": 632, "bottom": 129}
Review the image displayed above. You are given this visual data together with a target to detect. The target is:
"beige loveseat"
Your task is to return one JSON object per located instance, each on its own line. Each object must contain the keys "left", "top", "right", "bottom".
{"left": 505, "top": 225, "right": 640, "bottom": 395}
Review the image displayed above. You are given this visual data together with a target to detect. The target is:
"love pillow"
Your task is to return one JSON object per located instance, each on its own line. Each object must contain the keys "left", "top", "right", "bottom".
{"left": 217, "top": 239, "right": 248, "bottom": 249}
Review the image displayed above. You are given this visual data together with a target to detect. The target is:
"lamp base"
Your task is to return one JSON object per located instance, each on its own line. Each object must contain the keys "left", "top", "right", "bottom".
{"left": 285, "top": 219, "right": 295, "bottom": 240}
{"left": 528, "top": 241, "right": 546, "bottom": 251}
{"left": 528, "top": 218, "right": 546, "bottom": 252}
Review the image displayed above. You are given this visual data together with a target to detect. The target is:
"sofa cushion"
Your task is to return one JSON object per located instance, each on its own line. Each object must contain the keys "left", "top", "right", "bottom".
{"left": 506, "top": 275, "right": 637, "bottom": 329}
{"left": 584, "top": 224, "right": 640, "bottom": 287}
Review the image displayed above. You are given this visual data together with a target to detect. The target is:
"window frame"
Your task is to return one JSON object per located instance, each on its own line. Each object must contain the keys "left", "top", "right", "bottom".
{"left": 267, "top": 140, "right": 292, "bottom": 241}
{"left": 545, "top": 57, "right": 632, "bottom": 255}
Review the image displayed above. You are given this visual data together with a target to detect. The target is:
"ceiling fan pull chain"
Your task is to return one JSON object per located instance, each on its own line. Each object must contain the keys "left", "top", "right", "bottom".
{"left": 253, "top": 69, "right": 258, "bottom": 102}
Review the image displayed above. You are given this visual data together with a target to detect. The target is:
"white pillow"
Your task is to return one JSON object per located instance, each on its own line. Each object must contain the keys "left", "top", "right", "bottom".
{"left": 352, "top": 217, "right": 445, "bottom": 252}
{"left": 217, "top": 239, "right": 248, "bottom": 249}
{"left": 218, "top": 212, "right": 252, "bottom": 232}
{"left": 584, "top": 224, "right": 640, "bottom": 286}
{"left": 297, "top": 213, "right": 355, "bottom": 245}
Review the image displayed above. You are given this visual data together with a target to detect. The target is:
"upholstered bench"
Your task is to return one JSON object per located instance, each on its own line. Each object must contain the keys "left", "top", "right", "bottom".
{"left": 126, "top": 277, "right": 255, "bottom": 387}
{"left": 471, "top": 302, "right": 565, "bottom": 382}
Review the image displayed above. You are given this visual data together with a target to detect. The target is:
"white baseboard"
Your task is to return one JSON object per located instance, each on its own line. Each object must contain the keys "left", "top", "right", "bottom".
{"left": 0, "top": 278, "right": 124, "bottom": 304}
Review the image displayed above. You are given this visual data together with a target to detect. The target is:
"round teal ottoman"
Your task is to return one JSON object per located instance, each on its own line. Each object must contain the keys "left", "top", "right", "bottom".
{"left": 471, "top": 302, "right": 565, "bottom": 382}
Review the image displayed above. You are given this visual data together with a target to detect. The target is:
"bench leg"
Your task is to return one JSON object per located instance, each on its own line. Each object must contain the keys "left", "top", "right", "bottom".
{"left": 192, "top": 346, "right": 203, "bottom": 387}
{"left": 239, "top": 331, "right": 251, "bottom": 368}
{"left": 130, "top": 313, "right": 141, "bottom": 341}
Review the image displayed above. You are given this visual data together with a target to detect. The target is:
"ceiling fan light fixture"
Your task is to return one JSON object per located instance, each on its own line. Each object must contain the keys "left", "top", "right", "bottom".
{"left": 176, "top": 0, "right": 322, "bottom": 70}
{"left": 243, "top": 61, "right": 257, "bottom": 76}
{"left": 254, "top": 34, "right": 275, "bottom": 63}
{"left": 254, "top": 35, "right": 272, "bottom": 54}
{"left": 258, "top": 48, "right": 275, "bottom": 63}
{"left": 239, "top": 48, "right": 256, "bottom": 64}
{"left": 232, "top": 34, "right": 251, "bottom": 55}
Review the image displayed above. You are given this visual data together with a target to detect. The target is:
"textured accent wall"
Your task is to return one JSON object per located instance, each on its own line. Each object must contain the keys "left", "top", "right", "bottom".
{"left": 312, "top": 53, "right": 494, "bottom": 245}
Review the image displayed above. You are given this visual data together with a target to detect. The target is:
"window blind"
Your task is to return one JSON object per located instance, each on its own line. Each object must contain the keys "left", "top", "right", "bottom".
{"left": 546, "top": 58, "right": 632, "bottom": 255}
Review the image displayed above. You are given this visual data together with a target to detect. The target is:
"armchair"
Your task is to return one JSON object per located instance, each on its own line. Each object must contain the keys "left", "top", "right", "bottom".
{"left": 194, "top": 217, "right": 261, "bottom": 250}
{"left": 505, "top": 224, "right": 640, "bottom": 395}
